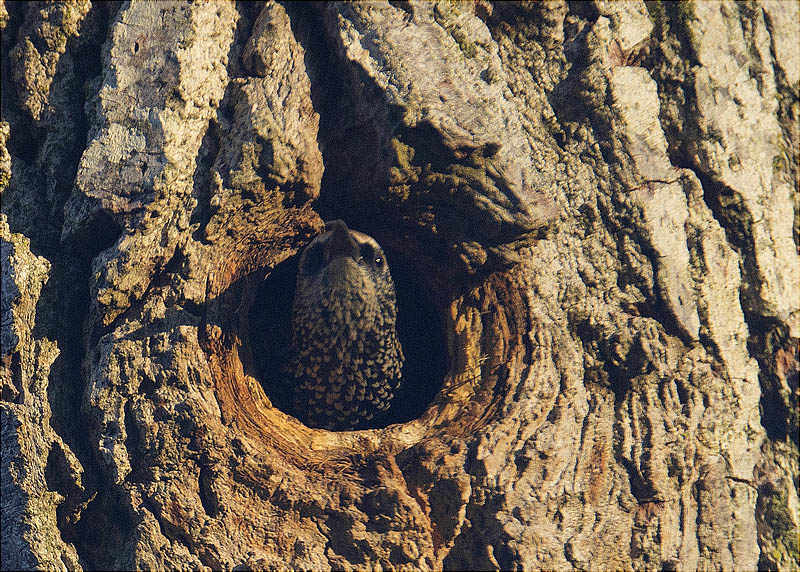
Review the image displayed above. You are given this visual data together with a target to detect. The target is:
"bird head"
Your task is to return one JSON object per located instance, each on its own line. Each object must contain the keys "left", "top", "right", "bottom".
{"left": 296, "top": 220, "right": 393, "bottom": 299}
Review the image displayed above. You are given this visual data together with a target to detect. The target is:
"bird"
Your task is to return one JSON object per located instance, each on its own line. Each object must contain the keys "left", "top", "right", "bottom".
{"left": 287, "top": 219, "right": 404, "bottom": 430}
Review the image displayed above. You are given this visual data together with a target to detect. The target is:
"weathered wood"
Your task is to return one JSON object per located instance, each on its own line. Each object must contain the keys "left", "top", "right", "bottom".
{"left": 1, "top": 1, "right": 797, "bottom": 570}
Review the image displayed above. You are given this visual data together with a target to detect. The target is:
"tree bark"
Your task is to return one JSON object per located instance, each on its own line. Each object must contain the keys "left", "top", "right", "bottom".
{"left": 1, "top": 1, "right": 798, "bottom": 570}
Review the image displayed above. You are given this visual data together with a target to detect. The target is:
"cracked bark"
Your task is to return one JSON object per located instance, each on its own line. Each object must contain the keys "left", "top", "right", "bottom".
{"left": 1, "top": 1, "right": 797, "bottom": 570}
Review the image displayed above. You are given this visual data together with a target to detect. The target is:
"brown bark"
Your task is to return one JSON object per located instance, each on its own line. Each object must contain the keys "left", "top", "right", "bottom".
{"left": 2, "top": 1, "right": 798, "bottom": 570}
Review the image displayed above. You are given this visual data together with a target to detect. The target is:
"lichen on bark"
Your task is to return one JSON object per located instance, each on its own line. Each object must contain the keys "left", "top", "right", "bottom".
{"left": 1, "top": 1, "right": 797, "bottom": 570}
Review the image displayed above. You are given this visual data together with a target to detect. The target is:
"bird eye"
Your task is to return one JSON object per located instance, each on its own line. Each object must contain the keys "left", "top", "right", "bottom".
{"left": 359, "top": 243, "right": 385, "bottom": 268}
{"left": 302, "top": 244, "right": 323, "bottom": 274}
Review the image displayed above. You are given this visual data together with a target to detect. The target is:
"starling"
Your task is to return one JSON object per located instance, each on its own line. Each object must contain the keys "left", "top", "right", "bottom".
{"left": 288, "top": 220, "right": 404, "bottom": 430}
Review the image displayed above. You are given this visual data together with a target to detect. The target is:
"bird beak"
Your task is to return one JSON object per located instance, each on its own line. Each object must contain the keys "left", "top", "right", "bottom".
{"left": 325, "top": 220, "right": 360, "bottom": 261}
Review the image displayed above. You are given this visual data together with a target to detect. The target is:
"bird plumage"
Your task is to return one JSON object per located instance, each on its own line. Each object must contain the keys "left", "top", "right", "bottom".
{"left": 288, "top": 220, "right": 403, "bottom": 430}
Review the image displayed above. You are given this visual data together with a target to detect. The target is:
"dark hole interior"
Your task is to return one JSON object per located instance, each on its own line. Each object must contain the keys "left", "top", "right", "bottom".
{"left": 249, "top": 241, "right": 448, "bottom": 430}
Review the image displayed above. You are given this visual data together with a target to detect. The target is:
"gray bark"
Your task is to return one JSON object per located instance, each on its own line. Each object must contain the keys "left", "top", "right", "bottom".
{"left": 1, "top": 1, "right": 797, "bottom": 570}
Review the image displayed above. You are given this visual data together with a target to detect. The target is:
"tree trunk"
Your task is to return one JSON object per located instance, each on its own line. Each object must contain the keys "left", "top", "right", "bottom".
{"left": 2, "top": 1, "right": 797, "bottom": 569}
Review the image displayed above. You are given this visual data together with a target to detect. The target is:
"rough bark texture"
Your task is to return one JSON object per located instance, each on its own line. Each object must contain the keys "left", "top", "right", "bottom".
{"left": 1, "top": 1, "right": 798, "bottom": 570}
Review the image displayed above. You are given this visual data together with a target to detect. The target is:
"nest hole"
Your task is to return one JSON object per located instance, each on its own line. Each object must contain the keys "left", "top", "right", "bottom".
{"left": 248, "top": 242, "right": 448, "bottom": 431}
